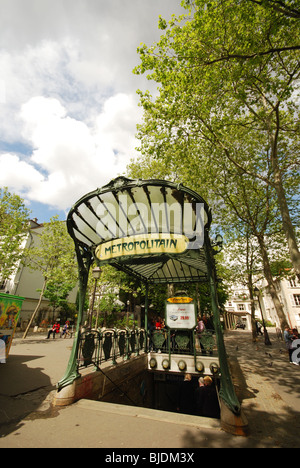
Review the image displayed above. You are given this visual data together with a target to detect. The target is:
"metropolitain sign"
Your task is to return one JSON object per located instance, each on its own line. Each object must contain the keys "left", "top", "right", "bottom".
{"left": 95, "top": 233, "right": 189, "bottom": 261}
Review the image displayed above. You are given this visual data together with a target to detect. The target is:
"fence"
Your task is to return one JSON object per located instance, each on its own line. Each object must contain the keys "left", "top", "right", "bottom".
{"left": 77, "top": 328, "right": 147, "bottom": 370}
{"left": 77, "top": 327, "right": 217, "bottom": 372}
{"left": 150, "top": 328, "right": 216, "bottom": 356}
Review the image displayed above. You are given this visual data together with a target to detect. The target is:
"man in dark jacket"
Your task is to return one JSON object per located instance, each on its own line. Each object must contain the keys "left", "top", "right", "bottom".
{"left": 177, "top": 373, "right": 196, "bottom": 415}
{"left": 195, "top": 376, "right": 220, "bottom": 419}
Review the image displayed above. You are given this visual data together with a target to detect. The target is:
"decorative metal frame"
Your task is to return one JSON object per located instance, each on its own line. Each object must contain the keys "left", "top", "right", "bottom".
{"left": 57, "top": 177, "right": 240, "bottom": 415}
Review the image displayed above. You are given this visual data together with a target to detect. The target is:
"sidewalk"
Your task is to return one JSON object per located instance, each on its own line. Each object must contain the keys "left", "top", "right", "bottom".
{"left": 0, "top": 329, "right": 299, "bottom": 448}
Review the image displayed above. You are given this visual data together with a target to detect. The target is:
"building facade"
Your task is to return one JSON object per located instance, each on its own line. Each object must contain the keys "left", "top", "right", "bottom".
{"left": 0, "top": 219, "right": 77, "bottom": 330}
{"left": 224, "top": 277, "right": 300, "bottom": 331}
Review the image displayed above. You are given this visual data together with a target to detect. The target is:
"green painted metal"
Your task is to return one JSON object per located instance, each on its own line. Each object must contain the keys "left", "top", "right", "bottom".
{"left": 203, "top": 233, "right": 241, "bottom": 415}
{"left": 57, "top": 246, "right": 93, "bottom": 391}
{"left": 57, "top": 177, "right": 241, "bottom": 416}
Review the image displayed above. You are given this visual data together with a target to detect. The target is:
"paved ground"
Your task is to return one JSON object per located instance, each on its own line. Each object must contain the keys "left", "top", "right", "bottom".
{"left": 0, "top": 328, "right": 299, "bottom": 449}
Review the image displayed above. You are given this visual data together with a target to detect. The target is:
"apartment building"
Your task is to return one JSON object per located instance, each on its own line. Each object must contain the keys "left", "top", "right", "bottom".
{"left": 224, "top": 277, "right": 300, "bottom": 331}
{"left": 0, "top": 219, "right": 77, "bottom": 330}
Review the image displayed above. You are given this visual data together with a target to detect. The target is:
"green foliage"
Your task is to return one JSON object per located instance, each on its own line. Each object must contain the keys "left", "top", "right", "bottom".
{"left": 24, "top": 216, "right": 78, "bottom": 305}
{"left": 130, "top": 0, "right": 300, "bottom": 280}
{"left": 0, "top": 187, "right": 31, "bottom": 281}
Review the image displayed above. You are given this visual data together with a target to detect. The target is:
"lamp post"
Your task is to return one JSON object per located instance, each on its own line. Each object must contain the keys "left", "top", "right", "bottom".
{"left": 88, "top": 267, "right": 102, "bottom": 329}
{"left": 254, "top": 287, "right": 272, "bottom": 346}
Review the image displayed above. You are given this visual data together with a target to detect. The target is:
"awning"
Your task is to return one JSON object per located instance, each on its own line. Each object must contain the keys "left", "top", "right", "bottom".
{"left": 67, "top": 177, "right": 213, "bottom": 284}
{"left": 61, "top": 177, "right": 242, "bottom": 416}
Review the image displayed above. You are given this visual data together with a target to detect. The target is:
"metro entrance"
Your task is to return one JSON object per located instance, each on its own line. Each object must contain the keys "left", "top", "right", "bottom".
{"left": 57, "top": 177, "right": 247, "bottom": 434}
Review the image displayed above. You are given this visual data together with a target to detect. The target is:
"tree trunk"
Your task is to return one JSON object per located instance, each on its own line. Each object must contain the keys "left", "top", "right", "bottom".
{"left": 269, "top": 111, "right": 300, "bottom": 280}
{"left": 273, "top": 165, "right": 300, "bottom": 280}
{"left": 23, "top": 277, "right": 47, "bottom": 339}
{"left": 257, "top": 235, "right": 289, "bottom": 331}
{"left": 247, "top": 282, "right": 257, "bottom": 342}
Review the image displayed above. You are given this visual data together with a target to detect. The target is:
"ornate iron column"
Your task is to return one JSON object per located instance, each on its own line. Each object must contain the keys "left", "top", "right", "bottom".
{"left": 57, "top": 245, "right": 93, "bottom": 391}
{"left": 204, "top": 232, "right": 241, "bottom": 415}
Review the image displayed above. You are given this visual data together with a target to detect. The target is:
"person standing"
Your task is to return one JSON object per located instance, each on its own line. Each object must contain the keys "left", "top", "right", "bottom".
{"left": 177, "top": 373, "right": 196, "bottom": 415}
{"left": 195, "top": 376, "right": 220, "bottom": 419}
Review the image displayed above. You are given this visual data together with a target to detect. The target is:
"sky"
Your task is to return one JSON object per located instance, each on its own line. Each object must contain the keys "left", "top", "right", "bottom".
{"left": 0, "top": 0, "right": 185, "bottom": 223}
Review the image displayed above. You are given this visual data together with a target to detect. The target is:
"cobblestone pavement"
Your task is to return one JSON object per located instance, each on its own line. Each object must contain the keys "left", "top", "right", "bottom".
{"left": 224, "top": 329, "right": 300, "bottom": 447}
{"left": 0, "top": 329, "right": 299, "bottom": 448}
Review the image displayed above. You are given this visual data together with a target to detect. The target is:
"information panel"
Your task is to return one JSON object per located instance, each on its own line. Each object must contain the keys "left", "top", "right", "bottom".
{"left": 165, "top": 299, "right": 196, "bottom": 329}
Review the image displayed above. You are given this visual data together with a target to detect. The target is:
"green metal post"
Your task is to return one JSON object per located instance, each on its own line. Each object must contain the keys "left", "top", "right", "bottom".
{"left": 204, "top": 234, "right": 241, "bottom": 415}
{"left": 57, "top": 248, "right": 92, "bottom": 391}
{"left": 144, "top": 282, "right": 149, "bottom": 352}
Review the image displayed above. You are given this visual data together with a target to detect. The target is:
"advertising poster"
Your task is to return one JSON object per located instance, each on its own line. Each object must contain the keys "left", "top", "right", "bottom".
{"left": 165, "top": 298, "right": 196, "bottom": 329}
{"left": 0, "top": 293, "right": 25, "bottom": 361}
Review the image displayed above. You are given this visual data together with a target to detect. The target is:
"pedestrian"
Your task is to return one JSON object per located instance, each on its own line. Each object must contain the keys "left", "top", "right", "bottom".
{"left": 194, "top": 375, "right": 220, "bottom": 419}
{"left": 283, "top": 326, "right": 297, "bottom": 364}
{"left": 196, "top": 316, "right": 206, "bottom": 354}
{"left": 47, "top": 321, "right": 60, "bottom": 339}
{"left": 256, "top": 321, "right": 263, "bottom": 336}
{"left": 155, "top": 317, "right": 163, "bottom": 329}
{"left": 177, "top": 373, "right": 196, "bottom": 415}
{"left": 60, "top": 321, "right": 69, "bottom": 338}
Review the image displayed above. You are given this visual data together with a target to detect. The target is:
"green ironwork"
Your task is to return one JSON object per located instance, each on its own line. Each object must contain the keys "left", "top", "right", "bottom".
{"left": 57, "top": 246, "right": 93, "bottom": 390}
{"left": 152, "top": 330, "right": 166, "bottom": 350}
{"left": 82, "top": 333, "right": 96, "bottom": 366}
{"left": 57, "top": 176, "right": 241, "bottom": 417}
{"left": 199, "top": 330, "right": 215, "bottom": 354}
{"left": 76, "top": 328, "right": 147, "bottom": 370}
{"left": 204, "top": 233, "right": 241, "bottom": 415}
{"left": 174, "top": 332, "right": 190, "bottom": 352}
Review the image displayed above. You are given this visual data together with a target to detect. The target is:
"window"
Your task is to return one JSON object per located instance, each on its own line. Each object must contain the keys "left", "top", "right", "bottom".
{"left": 238, "top": 304, "right": 245, "bottom": 311}
{"left": 291, "top": 294, "right": 300, "bottom": 306}
{"left": 289, "top": 278, "right": 297, "bottom": 288}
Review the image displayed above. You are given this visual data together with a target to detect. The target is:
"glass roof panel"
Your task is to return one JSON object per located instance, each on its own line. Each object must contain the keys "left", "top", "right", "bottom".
{"left": 67, "top": 177, "right": 212, "bottom": 284}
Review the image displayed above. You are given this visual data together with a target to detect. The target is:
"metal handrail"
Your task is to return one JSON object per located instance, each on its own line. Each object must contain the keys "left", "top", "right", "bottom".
{"left": 149, "top": 328, "right": 217, "bottom": 356}
{"left": 77, "top": 327, "right": 147, "bottom": 370}
{"left": 77, "top": 327, "right": 217, "bottom": 372}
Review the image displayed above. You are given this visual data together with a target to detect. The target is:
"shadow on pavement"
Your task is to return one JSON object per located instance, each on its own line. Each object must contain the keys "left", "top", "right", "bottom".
{"left": 0, "top": 354, "right": 56, "bottom": 438}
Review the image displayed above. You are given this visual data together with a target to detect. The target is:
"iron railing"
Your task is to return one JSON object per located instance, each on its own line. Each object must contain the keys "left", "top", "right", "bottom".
{"left": 77, "top": 327, "right": 217, "bottom": 371}
{"left": 150, "top": 328, "right": 217, "bottom": 356}
{"left": 77, "top": 328, "right": 147, "bottom": 370}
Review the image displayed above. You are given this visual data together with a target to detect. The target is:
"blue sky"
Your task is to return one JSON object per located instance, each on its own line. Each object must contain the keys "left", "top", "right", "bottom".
{"left": 0, "top": 0, "right": 185, "bottom": 223}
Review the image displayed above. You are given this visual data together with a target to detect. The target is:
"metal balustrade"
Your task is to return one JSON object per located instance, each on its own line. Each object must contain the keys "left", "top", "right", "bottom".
{"left": 76, "top": 327, "right": 217, "bottom": 372}
{"left": 77, "top": 328, "right": 147, "bottom": 370}
{"left": 150, "top": 328, "right": 216, "bottom": 355}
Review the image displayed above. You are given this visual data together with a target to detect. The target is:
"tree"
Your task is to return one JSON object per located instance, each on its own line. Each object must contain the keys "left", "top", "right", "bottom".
{"left": 133, "top": 0, "right": 300, "bottom": 278}
{"left": 22, "top": 216, "right": 77, "bottom": 338}
{"left": 0, "top": 188, "right": 30, "bottom": 284}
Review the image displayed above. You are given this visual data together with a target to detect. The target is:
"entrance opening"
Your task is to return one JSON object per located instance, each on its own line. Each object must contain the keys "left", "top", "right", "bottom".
{"left": 97, "top": 364, "right": 220, "bottom": 420}
{"left": 58, "top": 177, "right": 241, "bottom": 419}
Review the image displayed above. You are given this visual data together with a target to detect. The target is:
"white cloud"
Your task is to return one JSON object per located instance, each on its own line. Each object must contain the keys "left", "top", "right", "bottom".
{"left": 1, "top": 94, "right": 142, "bottom": 209}
{"left": 0, "top": 153, "right": 44, "bottom": 190}
{"left": 0, "top": 0, "right": 185, "bottom": 218}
